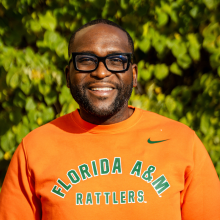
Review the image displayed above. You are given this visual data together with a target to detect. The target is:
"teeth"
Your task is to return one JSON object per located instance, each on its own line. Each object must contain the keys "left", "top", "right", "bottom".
{"left": 91, "top": 88, "right": 113, "bottom": 91}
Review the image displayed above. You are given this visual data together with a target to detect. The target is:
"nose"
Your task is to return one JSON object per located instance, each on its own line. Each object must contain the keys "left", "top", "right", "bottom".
{"left": 90, "top": 61, "right": 112, "bottom": 79}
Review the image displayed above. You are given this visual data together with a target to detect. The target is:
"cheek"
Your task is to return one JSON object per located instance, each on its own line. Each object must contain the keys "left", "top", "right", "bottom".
{"left": 69, "top": 65, "right": 88, "bottom": 85}
{"left": 70, "top": 72, "right": 88, "bottom": 85}
{"left": 119, "top": 72, "right": 133, "bottom": 85}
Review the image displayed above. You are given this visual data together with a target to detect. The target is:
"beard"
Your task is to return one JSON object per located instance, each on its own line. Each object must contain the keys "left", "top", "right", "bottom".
{"left": 69, "top": 78, "right": 133, "bottom": 118}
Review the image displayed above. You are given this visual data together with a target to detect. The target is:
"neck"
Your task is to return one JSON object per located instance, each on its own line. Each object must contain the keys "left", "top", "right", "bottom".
{"left": 78, "top": 105, "right": 134, "bottom": 125}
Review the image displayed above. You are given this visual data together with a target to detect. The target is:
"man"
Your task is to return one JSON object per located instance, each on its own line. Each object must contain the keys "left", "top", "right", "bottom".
{"left": 0, "top": 19, "right": 220, "bottom": 220}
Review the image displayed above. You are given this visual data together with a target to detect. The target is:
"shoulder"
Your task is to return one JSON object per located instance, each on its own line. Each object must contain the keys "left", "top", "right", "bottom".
{"left": 137, "top": 107, "right": 194, "bottom": 135}
{"left": 23, "top": 112, "right": 76, "bottom": 146}
{"left": 136, "top": 108, "right": 199, "bottom": 160}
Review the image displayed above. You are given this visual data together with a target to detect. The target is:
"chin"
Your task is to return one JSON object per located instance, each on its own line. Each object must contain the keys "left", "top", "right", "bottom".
{"left": 84, "top": 103, "right": 122, "bottom": 118}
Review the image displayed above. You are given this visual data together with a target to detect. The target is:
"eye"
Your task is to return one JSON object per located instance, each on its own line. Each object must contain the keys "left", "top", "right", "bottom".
{"left": 110, "top": 58, "right": 123, "bottom": 63}
{"left": 77, "top": 57, "right": 96, "bottom": 63}
{"left": 108, "top": 55, "right": 128, "bottom": 66}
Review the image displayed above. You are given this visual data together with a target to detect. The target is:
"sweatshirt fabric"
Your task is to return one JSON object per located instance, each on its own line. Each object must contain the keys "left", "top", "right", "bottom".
{"left": 0, "top": 106, "right": 220, "bottom": 220}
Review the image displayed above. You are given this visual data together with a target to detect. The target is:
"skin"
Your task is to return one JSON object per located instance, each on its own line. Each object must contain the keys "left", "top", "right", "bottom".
{"left": 65, "top": 23, "right": 138, "bottom": 125}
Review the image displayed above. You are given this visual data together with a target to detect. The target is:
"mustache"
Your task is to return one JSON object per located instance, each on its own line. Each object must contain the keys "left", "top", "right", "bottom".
{"left": 81, "top": 81, "right": 121, "bottom": 89}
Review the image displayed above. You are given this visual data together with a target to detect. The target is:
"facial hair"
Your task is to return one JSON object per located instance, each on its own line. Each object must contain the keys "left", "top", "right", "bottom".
{"left": 69, "top": 78, "right": 133, "bottom": 118}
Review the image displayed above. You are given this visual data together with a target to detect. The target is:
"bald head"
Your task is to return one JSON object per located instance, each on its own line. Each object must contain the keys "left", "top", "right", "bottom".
{"left": 68, "top": 19, "right": 134, "bottom": 57}
{"left": 71, "top": 24, "right": 132, "bottom": 57}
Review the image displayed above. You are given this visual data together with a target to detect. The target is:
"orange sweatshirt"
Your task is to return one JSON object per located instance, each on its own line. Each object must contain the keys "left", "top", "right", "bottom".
{"left": 0, "top": 107, "right": 220, "bottom": 220}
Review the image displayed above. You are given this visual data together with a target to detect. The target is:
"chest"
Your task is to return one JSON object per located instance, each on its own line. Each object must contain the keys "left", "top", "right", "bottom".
{"left": 30, "top": 133, "right": 191, "bottom": 219}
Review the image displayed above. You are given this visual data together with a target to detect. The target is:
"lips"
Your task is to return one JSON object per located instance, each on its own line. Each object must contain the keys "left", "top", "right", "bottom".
{"left": 88, "top": 82, "right": 116, "bottom": 90}
{"left": 90, "top": 87, "right": 113, "bottom": 91}
{"left": 88, "top": 83, "right": 116, "bottom": 97}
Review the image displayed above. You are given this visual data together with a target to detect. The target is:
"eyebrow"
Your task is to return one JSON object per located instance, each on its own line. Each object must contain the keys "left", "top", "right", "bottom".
{"left": 75, "top": 50, "right": 126, "bottom": 55}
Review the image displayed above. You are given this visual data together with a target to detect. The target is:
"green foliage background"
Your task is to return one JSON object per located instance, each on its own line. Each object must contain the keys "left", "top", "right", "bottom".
{"left": 0, "top": 0, "right": 220, "bottom": 186}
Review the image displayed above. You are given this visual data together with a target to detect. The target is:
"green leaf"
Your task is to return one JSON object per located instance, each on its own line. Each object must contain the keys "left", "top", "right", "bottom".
{"left": 43, "top": 31, "right": 61, "bottom": 50}
{"left": 210, "top": 52, "right": 220, "bottom": 69}
{"left": 27, "top": 110, "right": 39, "bottom": 123}
{"left": 39, "top": 11, "right": 57, "bottom": 31}
{"left": 140, "top": 69, "right": 152, "bottom": 81}
{"left": 157, "top": 93, "right": 165, "bottom": 102}
{"left": 157, "top": 12, "right": 168, "bottom": 26}
{"left": 6, "top": 68, "right": 20, "bottom": 89}
{"left": 13, "top": 92, "right": 26, "bottom": 108}
{"left": 25, "top": 97, "right": 37, "bottom": 111}
{"left": 44, "top": 72, "right": 53, "bottom": 85}
{"left": 188, "top": 34, "right": 200, "bottom": 49}
{"left": 171, "top": 86, "right": 182, "bottom": 97}
{"left": 22, "top": 116, "right": 29, "bottom": 126}
{"left": 60, "top": 99, "right": 79, "bottom": 115}
{"left": 210, "top": 150, "right": 219, "bottom": 163}
{"left": 138, "top": 38, "right": 151, "bottom": 53}
{"left": 24, "top": 47, "right": 35, "bottom": 64}
{"left": 200, "top": 113, "right": 210, "bottom": 135}
{"left": 30, "top": 123, "right": 39, "bottom": 131}
{"left": 217, "top": 66, "right": 220, "bottom": 77}
{"left": 165, "top": 95, "right": 177, "bottom": 113}
{"left": 44, "top": 90, "right": 57, "bottom": 105}
{"left": 59, "top": 86, "right": 72, "bottom": 105}
{"left": 29, "top": 19, "right": 42, "bottom": 32}
{"left": 55, "top": 40, "right": 68, "bottom": 58}
{"left": 177, "top": 54, "right": 192, "bottom": 69}
{"left": 170, "top": 62, "right": 182, "bottom": 76}
{"left": 203, "top": 35, "right": 216, "bottom": 53}
{"left": 9, "top": 108, "right": 22, "bottom": 124}
{"left": 171, "top": 41, "right": 187, "bottom": 58}
{"left": 0, "top": 149, "right": 4, "bottom": 160}
{"left": 39, "top": 81, "right": 51, "bottom": 95}
{"left": 1, "top": 48, "right": 15, "bottom": 71}
{"left": 182, "top": 87, "right": 191, "bottom": 104}
{"left": 139, "top": 63, "right": 154, "bottom": 81}
{"left": 152, "top": 35, "right": 167, "bottom": 54}
{"left": 66, "top": 100, "right": 79, "bottom": 114}
{"left": 200, "top": 74, "right": 209, "bottom": 86}
{"left": 10, "top": 73, "right": 20, "bottom": 88}
{"left": 42, "top": 107, "right": 55, "bottom": 122}
{"left": 120, "top": 0, "right": 129, "bottom": 9}
{"left": 1, "top": 130, "right": 15, "bottom": 152}
{"left": 170, "top": 10, "right": 178, "bottom": 23}
{"left": 20, "top": 74, "right": 31, "bottom": 95}
{"left": 179, "top": 117, "right": 190, "bottom": 126}
{"left": 190, "top": 6, "right": 199, "bottom": 18}
{"left": 16, "top": 123, "right": 30, "bottom": 143}
{"left": 0, "top": 112, "right": 10, "bottom": 136}
{"left": 137, "top": 60, "right": 145, "bottom": 69}
{"left": 186, "top": 111, "right": 194, "bottom": 122}
{"left": 154, "top": 64, "right": 169, "bottom": 80}
{"left": 203, "top": 0, "right": 216, "bottom": 9}
{"left": 189, "top": 46, "right": 200, "bottom": 61}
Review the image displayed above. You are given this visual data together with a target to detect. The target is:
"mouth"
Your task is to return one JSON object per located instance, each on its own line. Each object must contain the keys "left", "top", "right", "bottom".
{"left": 90, "top": 87, "right": 114, "bottom": 91}
{"left": 88, "top": 84, "right": 116, "bottom": 97}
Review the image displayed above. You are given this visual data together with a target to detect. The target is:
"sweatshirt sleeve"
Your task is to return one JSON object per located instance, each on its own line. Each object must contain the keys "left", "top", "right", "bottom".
{"left": 181, "top": 133, "right": 220, "bottom": 219}
{"left": 0, "top": 141, "right": 41, "bottom": 220}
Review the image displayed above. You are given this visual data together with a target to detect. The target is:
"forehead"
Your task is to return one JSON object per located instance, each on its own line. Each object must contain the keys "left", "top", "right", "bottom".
{"left": 71, "top": 24, "right": 131, "bottom": 55}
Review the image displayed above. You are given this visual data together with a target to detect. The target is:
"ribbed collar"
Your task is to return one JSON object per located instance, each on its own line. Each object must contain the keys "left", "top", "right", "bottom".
{"left": 70, "top": 106, "right": 143, "bottom": 134}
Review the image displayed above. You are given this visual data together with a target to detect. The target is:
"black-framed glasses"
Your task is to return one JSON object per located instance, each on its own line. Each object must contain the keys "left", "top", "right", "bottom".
{"left": 69, "top": 52, "right": 133, "bottom": 72}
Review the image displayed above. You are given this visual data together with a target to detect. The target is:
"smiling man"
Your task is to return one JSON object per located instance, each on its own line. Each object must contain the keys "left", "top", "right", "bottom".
{"left": 0, "top": 19, "right": 220, "bottom": 220}
{"left": 66, "top": 21, "right": 137, "bottom": 125}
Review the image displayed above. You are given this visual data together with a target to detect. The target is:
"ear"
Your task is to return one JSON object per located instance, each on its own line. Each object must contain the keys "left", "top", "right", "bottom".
{"left": 132, "top": 64, "right": 138, "bottom": 87}
{"left": 65, "top": 65, "right": 70, "bottom": 88}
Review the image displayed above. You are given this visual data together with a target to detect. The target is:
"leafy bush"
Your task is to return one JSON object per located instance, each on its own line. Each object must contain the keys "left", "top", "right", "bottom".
{"left": 0, "top": 0, "right": 220, "bottom": 186}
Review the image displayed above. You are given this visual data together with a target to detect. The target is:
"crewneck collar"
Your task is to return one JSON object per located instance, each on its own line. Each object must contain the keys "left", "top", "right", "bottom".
{"left": 70, "top": 106, "right": 143, "bottom": 134}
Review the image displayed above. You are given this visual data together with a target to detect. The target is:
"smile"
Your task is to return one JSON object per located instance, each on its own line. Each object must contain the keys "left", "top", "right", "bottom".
{"left": 90, "top": 88, "right": 113, "bottom": 91}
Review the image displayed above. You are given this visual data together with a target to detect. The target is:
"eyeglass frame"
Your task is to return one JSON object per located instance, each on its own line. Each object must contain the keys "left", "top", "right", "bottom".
{"left": 68, "top": 52, "right": 133, "bottom": 73}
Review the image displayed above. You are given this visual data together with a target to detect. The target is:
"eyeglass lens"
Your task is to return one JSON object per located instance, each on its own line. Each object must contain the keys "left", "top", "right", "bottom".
{"left": 75, "top": 55, "right": 128, "bottom": 71}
